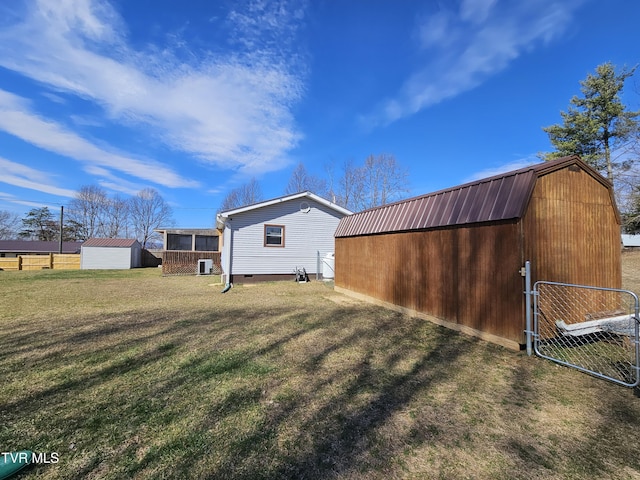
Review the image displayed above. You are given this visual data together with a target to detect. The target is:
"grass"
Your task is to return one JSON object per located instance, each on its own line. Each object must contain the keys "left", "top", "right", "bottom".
{"left": 1, "top": 256, "right": 640, "bottom": 479}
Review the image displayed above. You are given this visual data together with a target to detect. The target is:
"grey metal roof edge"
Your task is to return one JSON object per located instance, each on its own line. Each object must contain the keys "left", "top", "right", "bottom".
{"left": 217, "top": 191, "right": 352, "bottom": 219}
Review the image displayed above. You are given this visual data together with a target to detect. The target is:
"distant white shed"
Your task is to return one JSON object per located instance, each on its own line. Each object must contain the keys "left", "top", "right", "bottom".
{"left": 81, "top": 238, "right": 142, "bottom": 270}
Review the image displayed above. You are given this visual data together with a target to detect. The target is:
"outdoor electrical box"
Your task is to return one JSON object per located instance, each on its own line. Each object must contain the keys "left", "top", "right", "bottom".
{"left": 197, "top": 259, "right": 213, "bottom": 275}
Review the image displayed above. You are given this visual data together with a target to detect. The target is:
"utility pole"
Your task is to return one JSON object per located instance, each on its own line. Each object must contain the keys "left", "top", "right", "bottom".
{"left": 58, "top": 206, "right": 64, "bottom": 254}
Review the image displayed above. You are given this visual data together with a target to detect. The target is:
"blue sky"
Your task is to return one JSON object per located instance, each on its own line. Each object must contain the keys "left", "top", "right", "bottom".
{"left": 0, "top": 0, "right": 638, "bottom": 228}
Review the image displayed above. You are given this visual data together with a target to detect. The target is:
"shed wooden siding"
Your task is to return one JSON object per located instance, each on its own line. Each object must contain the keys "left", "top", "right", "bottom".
{"left": 335, "top": 157, "right": 621, "bottom": 349}
{"left": 227, "top": 198, "right": 344, "bottom": 276}
{"left": 335, "top": 221, "right": 524, "bottom": 344}
{"left": 523, "top": 166, "right": 621, "bottom": 288}
{"left": 522, "top": 166, "right": 622, "bottom": 327}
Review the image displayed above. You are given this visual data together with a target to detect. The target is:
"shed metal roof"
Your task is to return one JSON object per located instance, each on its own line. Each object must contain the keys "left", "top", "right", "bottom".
{"left": 82, "top": 238, "right": 140, "bottom": 248}
{"left": 335, "top": 156, "right": 613, "bottom": 238}
{"left": 0, "top": 240, "right": 82, "bottom": 254}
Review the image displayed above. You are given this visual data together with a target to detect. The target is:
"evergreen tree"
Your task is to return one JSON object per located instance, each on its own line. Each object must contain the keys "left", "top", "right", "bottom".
{"left": 543, "top": 62, "right": 639, "bottom": 187}
{"left": 19, "top": 207, "right": 58, "bottom": 241}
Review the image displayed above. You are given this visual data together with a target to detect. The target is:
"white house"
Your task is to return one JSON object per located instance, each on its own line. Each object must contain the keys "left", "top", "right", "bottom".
{"left": 216, "top": 192, "right": 352, "bottom": 283}
{"left": 81, "top": 238, "right": 142, "bottom": 270}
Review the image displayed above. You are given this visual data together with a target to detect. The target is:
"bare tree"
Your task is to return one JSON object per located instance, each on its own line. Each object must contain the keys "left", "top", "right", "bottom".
{"left": 324, "top": 160, "right": 339, "bottom": 203}
{"left": 335, "top": 154, "right": 409, "bottom": 211}
{"left": 337, "top": 158, "right": 364, "bottom": 211}
{"left": 104, "top": 194, "right": 130, "bottom": 238}
{"left": 0, "top": 210, "right": 20, "bottom": 239}
{"left": 219, "top": 178, "right": 263, "bottom": 211}
{"left": 285, "top": 162, "right": 327, "bottom": 196}
{"left": 363, "top": 153, "right": 410, "bottom": 208}
{"left": 129, "top": 188, "right": 174, "bottom": 249}
{"left": 67, "top": 185, "right": 109, "bottom": 240}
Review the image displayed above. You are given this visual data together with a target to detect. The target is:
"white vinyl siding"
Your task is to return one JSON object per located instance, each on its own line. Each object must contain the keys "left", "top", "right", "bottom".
{"left": 81, "top": 246, "right": 141, "bottom": 269}
{"left": 226, "top": 198, "right": 344, "bottom": 276}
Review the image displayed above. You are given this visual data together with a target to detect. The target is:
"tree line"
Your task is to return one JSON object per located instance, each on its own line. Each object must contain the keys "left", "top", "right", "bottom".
{"left": 219, "top": 62, "right": 640, "bottom": 231}
{"left": 219, "top": 153, "right": 411, "bottom": 213}
{"left": 1, "top": 61, "right": 639, "bottom": 242}
{"left": 0, "top": 153, "right": 412, "bottom": 247}
{"left": 0, "top": 187, "right": 174, "bottom": 249}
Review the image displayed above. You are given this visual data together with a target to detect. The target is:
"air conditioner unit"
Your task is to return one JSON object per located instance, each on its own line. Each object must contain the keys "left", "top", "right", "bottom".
{"left": 197, "top": 259, "right": 213, "bottom": 275}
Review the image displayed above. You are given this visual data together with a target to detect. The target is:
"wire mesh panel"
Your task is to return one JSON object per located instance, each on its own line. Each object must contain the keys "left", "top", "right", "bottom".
{"left": 533, "top": 281, "right": 640, "bottom": 387}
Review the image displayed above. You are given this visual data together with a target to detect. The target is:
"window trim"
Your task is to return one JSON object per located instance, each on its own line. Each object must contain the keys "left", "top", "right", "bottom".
{"left": 264, "top": 224, "right": 285, "bottom": 247}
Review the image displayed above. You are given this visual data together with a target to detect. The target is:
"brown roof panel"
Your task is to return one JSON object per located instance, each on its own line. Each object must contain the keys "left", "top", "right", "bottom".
{"left": 457, "top": 184, "right": 480, "bottom": 224}
{"left": 82, "top": 238, "right": 139, "bottom": 248}
{"left": 425, "top": 192, "right": 444, "bottom": 228}
{"left": 422, "top": 194, "right": 439, "bottom": 228}
{"left": 335, "top": 156, "right": 609, "bottom": 238}
{"left": 409, "top": 197, "right": 427, "bottom": 230}
{"left": 489, "top": 177, "right": 513, "bottom": 221}
{"left": 444, "top": 189, "right": 464, "bottom": 225}
{"left": 453, "top": 187, "right": 469, "bottom": 224}
{"left": 395, "top": 201, "right": 411, "bottom": 231}
{"left": 0, "top": 240, "right": 82, "bottom": 254}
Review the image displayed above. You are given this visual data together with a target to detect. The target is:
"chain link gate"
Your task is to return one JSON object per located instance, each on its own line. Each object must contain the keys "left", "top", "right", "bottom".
{"left": 529, "top": 277, "right": 640, "bottom": 387}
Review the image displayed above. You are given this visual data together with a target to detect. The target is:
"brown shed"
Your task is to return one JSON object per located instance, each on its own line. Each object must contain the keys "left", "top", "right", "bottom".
{"left": 334, "top": 156, "right": 622, "bottom": 350}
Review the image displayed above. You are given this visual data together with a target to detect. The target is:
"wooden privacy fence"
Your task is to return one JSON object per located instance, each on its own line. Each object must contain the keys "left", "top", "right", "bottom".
{"left": 0, "top": 254, "right": 81, "bottom": 271}
{"left": 162, "top": 251, "right": 222, "bottom": 276}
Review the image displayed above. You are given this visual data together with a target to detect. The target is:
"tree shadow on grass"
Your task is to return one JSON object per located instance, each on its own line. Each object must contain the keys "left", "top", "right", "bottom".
{"left": 490, "top": 351, "right": 640, "bottom": 479}
{"left": 111, "top": 306, "right": 472, "bottom": 480}
{"left": 1, "top": 282, "right": 543, "bottom": 480}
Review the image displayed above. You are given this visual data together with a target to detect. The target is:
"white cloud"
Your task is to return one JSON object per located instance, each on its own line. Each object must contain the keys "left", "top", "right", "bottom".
{"left": 0, "top": 190, "right": 62, "bottom": 210}
{"left": 0, "top": 0, "right": 306, "bottom": 175}
{"left": 0, "top": 89, "right": 198, "bottom": 189}
{"left": 460, "top": 0, "right": 498, "bottom": 24}
{"left": 84, "top": 165, "right": 147, "bottom": 196}
{"left": 0, "top": 157, "right": 77, "bottom": 197}
{"left": 464, "top": 156, "right": 541, "bottom": 182}
{"left": 418, "top": 12, "right": 453, "bottom": 49}
{"left": 367, "top": 0, "right": 584, "bottom": 127}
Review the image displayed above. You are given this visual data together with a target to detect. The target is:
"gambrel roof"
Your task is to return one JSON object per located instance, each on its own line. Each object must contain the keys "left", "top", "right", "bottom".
{"left": 335, "top": 156, "right": 617, "bottom": 238}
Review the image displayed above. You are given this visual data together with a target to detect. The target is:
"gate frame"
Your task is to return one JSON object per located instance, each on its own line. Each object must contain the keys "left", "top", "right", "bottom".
{"left": 524, "top": 260, "right": 640, "bottom": 388}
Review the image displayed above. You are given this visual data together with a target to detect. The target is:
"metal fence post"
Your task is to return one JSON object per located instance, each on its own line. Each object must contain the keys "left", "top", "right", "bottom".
{"left": 635, "top": 294, "right": 640, "bottom": 386}
{"left": 525, "top": 261, "right": 532, "bottom": 356}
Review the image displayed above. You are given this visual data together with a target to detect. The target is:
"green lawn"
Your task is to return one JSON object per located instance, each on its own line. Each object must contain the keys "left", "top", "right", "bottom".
{"left": 1, "top": 265, "right": 640, "bottom": 479}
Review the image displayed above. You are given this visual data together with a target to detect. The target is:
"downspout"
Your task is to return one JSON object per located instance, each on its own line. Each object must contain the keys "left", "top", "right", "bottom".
{"left": 221, "top": 218, "right": 233, "bottom": 293}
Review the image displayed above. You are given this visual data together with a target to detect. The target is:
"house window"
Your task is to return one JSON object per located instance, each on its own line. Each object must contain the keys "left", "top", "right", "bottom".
{"left": 195, "top": 235, "right": 219, "bottom": 251}
{"left": 264, "top": 225, "right": 285, "bottom": 247}
{"left": 167, "top": 234, "right": 192, "bottom": 250}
